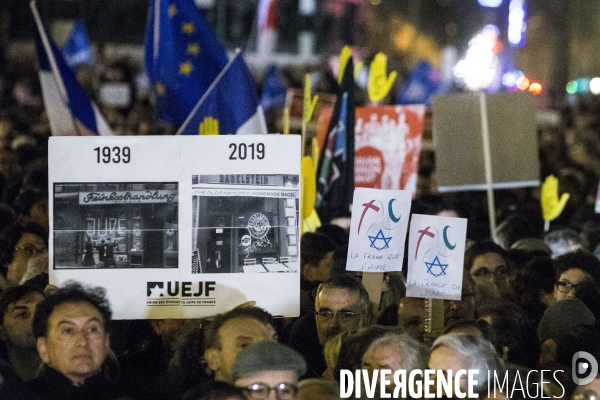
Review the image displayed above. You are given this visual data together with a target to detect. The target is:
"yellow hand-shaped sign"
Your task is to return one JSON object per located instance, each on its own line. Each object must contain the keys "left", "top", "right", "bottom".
{"left": 303, "top": 74, "right": 318, "bottom": 123}
{"left": 198, "top": 117, "right": 219, "bottom": 135}
{"left": 338, "top": 46, "right": 352, "bottom": 84}
{"left": 301, "top": 156, "right": 316, "bottom": 219}
{"left": 368, "top": 52, "right": 397, "bottom": 103}
{"left": 541, "top": 174, "right": 570, "bottom": 221}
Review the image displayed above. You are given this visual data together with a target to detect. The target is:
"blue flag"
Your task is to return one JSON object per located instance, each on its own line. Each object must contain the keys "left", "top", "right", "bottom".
{"left": 396, "top": 61, "right": 441, "bottom": 106}
{"left": 32, "top": 3, "right": 112, "bottom": 136}
{"left": 62, "top": 20, "right": 92, "bottom": 68}
{"left": 144, "top": 0, "right": 229, "bottom": 128}
{"left": 260, "top": 64, "right": 287, "bottom": 111}
{"left": 177, "top": 52, "right": 267, "bottom": 135}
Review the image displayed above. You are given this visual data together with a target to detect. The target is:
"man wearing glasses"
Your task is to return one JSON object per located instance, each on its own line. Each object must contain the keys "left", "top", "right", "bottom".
{"left": 231, "top": 340, "right": 306, "bottom": 400}
{"left": 314, "top": 274, "right": 371, "bottom": 345}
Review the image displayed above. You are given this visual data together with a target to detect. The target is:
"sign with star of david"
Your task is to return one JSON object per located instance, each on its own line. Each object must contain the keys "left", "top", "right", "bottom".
{"left": 346, "top": 187, "right": 411, "bottom": 272}
{"left": 406, "top": 213, "right": 467, "bottom": 300}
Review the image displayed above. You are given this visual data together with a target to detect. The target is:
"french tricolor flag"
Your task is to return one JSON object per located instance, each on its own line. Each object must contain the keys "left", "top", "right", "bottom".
{"left": 256, "top": 0, "right": 277, "bottom": 55}
{"left": 31, "top": 1, "right": 112, "bottom": 136}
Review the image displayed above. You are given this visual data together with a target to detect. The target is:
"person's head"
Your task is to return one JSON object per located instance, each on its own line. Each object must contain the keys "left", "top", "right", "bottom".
{"left": 544, "top": 228, "right": 586, "bottom": 258}
{"left": 13, "top": 187, "right": 48, "bottom": 232}
{"left": 300, "top": 232, "right": 337, "bottom": 283}
{"left": 429, "top": 333, "right": 505, "bottom": 397}
{"left": 32, "top": 281, "right": 111, "bottom": 385}
{"left": 397, "top": 297, "right": 425, "bottom": 342}
{"left": 204, "top": 307, "right": 278, "bottom": 382}
{"left": 362, "top": 332, "right": 428, "bottom": 375}
{"left": 150, "top": 318, "right": 187, "bottom": 353}
{"left": 0, "top": 223, "right": 47, "bottom": 285}
{"left": 297, "top": 378, "right": 339, "bottom": 400}
{"left": 189, "top": 381, "right": 246, "bottom": 400}
{"left": 465, "top": 240, "right": 510, "bottom": 299}
{"left": 513, "top": 256, "right": 556, "bottom": 314}
{"left": 231, "top": 341, "right": 306, "bottom": 400}
{"left": 478, "top": 302, "right": 540, "bottom": 369}
{"left": 314, "top": 274, "right": 371, "bottom": 344}
{"left": 553, "top": 251, "right": 600, "bottom": 302}
{"left": 444, "top": 272, "right": 477, "bottom": 327}
{"left": 0, "top": 285, "right": 44, "bottom": 349}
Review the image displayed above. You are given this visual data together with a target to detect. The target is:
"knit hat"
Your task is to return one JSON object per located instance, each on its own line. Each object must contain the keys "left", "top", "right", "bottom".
{"left": 230, "top": 341, "right": 307, "bottom": 383}
{"left": 537, "top": 298, "right": 595, "bottom": 343}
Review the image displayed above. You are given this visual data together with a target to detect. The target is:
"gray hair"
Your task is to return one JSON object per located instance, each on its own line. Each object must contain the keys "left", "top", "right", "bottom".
{"left": 362, "top": 332, "right": 429, "bottom": 371}
{"left": 431, "top": 333, "right": 505, "bottom": 394}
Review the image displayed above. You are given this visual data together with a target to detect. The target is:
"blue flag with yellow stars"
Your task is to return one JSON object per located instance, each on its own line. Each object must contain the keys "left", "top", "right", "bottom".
{"left": 144, "top": 0, "right": 228, "bottom": 127}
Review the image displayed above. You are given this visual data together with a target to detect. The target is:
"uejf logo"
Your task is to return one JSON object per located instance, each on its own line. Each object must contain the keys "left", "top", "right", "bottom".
{"left": 147, "top": 281, "right": 216, "bottom": 297}
{"left": 572, "top": 351, "right": 599, "bottom": 386}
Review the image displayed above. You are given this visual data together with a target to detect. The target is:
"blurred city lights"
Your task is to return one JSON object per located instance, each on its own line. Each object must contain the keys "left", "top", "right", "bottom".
{"left": 577, "top": 78, "right": 590, "bottom": 92}
{"left": 478, "top": 0, "right": 503, "bottom": 7}
{"left": 508, "top": 0, "right": 527, "bottom": 47}
{"left": 453, "top": 26, "right": 501, "bottom": 91}
{"left": 590, "top": 77, "right": 600, "bottom": 95}
{"left": 516, "top": 76, "right": 530, "bottom": 90}
{"left": 566, "top": 80, "right": 578, "bottom": 94}
{"left": 528, "top": 82, "right": 542, "bottom": 96}
{"left": 502, "top": 70, "right": 524, "bottom": 90}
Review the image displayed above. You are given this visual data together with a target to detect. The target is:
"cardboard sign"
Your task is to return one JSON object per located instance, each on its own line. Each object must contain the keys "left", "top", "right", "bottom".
{"left": 432, "top": 92, "right": 539, "bottom": 191}
{"left": 346, "top": 187, "right": 411, "bottom": 272}
{"left": 49, "top": 135, "right": 301, "bottom": 319}
{"left": 405, "top": 214, "right": 467, "bottom": 300}
{"left": 355, "top": 105, "right": 426, "bottom": 196}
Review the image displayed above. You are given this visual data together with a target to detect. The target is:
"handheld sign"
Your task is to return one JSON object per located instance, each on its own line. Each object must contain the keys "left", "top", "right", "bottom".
{"left": 346, "top": 188, "right": 411, "bottom": 272}
{"left": 49, "top": 135, "right": 301, "bottom": 319}
{"left": 541, "top": 174, "right": 569, "bottom": 231}
{"left": 367, "top": 52, "right": 397, "bottom": 104}
{"left": 406, "top": 214, "right": 467, "bottom": 300}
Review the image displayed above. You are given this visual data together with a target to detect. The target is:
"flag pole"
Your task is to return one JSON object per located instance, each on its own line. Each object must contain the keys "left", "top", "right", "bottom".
{"left": 176, "top": 49, "right": 241, "bottom": 135}
{"left": 31, "top": 0, "right": 82, "bottom": 136}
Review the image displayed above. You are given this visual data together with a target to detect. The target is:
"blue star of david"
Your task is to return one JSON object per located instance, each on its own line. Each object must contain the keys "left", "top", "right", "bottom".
{"left": 368, "top": 229, "right": 392, "bottom": 251}
{"left": 425, "top": 256, "right": 448, "bottom": 277}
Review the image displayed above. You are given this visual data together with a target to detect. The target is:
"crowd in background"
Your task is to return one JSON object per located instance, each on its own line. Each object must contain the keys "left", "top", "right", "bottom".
{"left": 2, "top": 25, "right": 600, "bottom": 399}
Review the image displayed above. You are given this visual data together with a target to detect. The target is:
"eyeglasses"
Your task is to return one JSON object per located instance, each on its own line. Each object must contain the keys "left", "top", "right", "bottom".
{"left": 241, "top": 382, "right": 298, "bottom": 400}
{"left": 314, "top": 310, "right": 362, "bottom": 323}
{"left": 471, "top": 267, "right": 508, "bottom": 279}
{"left": 556, "top": 281, "right": 582, "bottom": 293}
{"left": 15, "top": 244, "right": 47, "bottom": 258}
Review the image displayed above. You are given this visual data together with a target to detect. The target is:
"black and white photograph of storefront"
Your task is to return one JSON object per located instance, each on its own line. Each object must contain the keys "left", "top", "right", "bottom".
{"left": 191, "top": 174, "right": 299, "bottom": 273}
{"left": 53, "top": 182, "right": 179, "bottom": 269}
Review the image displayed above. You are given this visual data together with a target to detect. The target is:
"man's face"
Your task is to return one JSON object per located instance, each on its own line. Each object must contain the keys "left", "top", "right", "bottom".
{"left": 444, "top": 275, "right": 476, "bottom": 326}
{"left": 205, "top": 317, "right": 277, "bottom": 382}
{"left": 235, "top": 370, "right": 298, "bottom": 400}
{"left": 397, "top": 297, "right": 425, "bottom": 342}
{"left": 0, "top": 291, "right": 44, "bottom": 348}
{"left": 315, "top": 287, "right": 366, "bottom": 344}
{"left": 37, "top": 301, "right": 110, "bottom": 385}
{"left": 469, "top": 252, "right": 510, "bottom": 297}
{"left": 554, "top": 268, "right": 592, "bottom": 301}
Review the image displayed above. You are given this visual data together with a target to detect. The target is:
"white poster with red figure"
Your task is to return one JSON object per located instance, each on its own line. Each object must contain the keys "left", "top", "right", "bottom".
{"left": 354, "top": 105, "right": 426, "bottom": 196}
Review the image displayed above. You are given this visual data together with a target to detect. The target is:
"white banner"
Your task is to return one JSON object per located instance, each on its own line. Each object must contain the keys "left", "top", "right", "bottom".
{"left": 49, "top": 135, "right": 301, "bottom": 319}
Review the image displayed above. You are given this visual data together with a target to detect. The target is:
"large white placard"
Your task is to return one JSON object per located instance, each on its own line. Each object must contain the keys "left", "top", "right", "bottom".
{"left": 346, "top": 188, "right": 411, "bottom": 272}
{"left": 49, "top": 135, "right": 301, "bottom": 319}
{"left": 405, "top": 214, "right": 467, "bottom": 300}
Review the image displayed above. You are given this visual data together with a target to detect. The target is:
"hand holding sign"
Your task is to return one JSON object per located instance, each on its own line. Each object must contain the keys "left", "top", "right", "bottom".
{"left": 541, "top": 174, "right": 569, "bottom": 223}
{"left": 303, "top": 75, "right": 318, "bottom": 123}
{"left": 368, "top": 53, "right": 397, "bottom": 103}
{"left": 199, "top": 117, "right": 219, "bottom": 135}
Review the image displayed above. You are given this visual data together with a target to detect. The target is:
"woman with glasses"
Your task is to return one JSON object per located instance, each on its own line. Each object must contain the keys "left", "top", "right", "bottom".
{"left": 553, "top": 251, "right": 600, "bottom": 303}
{"left": 0, "top": 223, "right": 47, "bottom": 286}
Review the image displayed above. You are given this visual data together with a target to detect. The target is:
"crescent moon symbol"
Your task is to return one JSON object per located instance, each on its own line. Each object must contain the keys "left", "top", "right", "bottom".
{"left": 443, "top": 226, "right": 456, "bottom": 250}
{"left": 388, "top": 199, "right": 401, "bottom": 223}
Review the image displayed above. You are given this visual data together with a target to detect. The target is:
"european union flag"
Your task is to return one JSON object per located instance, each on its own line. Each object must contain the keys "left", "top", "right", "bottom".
{"left": 260, "top": 64, "right": 287, "bottom": 111}
{"left": 177, "top": 52, "right": 267, "bottom": 135}
{"left": 144, "top": 0, "right": 228, "bottom": 128}
{"left": 396, "top": 61, "right": 441, "bottom": 106}
{"left": 62, "top": 20, "right": 92, "bottom": 68}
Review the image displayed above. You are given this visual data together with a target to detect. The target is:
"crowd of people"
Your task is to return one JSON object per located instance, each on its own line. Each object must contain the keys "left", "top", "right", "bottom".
{"left": 2, "top": 16, "right": 600, "bottom": 399}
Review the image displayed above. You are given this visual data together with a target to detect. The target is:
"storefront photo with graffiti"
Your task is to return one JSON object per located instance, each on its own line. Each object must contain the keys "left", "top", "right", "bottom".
{"left": 53, "top": 182, "right": 179, "bottom": 269}
{"left": 191, "top": 174, "right": 299, "bottom": 274}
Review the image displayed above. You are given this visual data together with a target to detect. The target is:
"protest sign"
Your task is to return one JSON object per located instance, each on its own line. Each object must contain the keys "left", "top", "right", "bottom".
{"left": 49, "top": 135, "right": 300, "bottom": 319}
{"left": 406, "top": 214, "right": 467, "bottom": 300}
{"left": 355, "top": 105, "right": 426, "bottom": 196}
{"left": 346, "top": 187, "right": 411, "bottom": 272}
